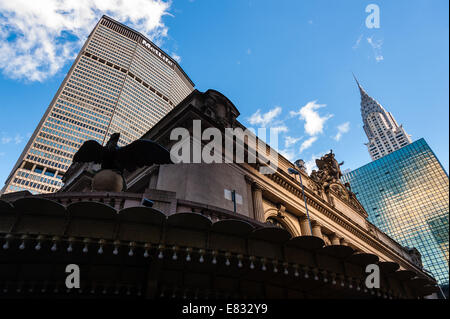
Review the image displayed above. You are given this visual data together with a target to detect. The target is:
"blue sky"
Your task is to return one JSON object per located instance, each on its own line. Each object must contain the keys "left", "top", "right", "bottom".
{"left": 0, "top": 0, "right": 448, "bottom": 185}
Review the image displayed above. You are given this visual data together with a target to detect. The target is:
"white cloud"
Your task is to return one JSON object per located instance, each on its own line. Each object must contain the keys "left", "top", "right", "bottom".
{"left": 14, "top": 134, "right": 24, "bottom": 144}
{"left": 367, "top": 36, "right": 384, "bottom": 62}
{"left": 1, "top": 132, "right": 26, "bottom": 144}
{"left": 271, "top": 125, "right": 288, "bottom": 134}
{"left": 290, "top": 101, "right": 333, "bottom": 136}
{"left": 171, "top": 52, "right": 181, "bottom": 63}
{"left": 246, "top": 48, "right": 252, "bottom": 55}
{"left": 304, "top": 159, "right": 317, "bottom": 174}
{"left": 1, "top": 136, "right": 11, "bottom": 144}
{"left": 299, "top": 136, "right": 318, "bottom": 153}
{"left": 0, "top": 152, "right": 5, "bottom": 157}
{"left": 304, "top": 154, "right": 320, "bottom": 174}
{"left": 303, "top": 151, "right": 328, "bottom": 174}
{"left": 284, "top": 136, "right": 302, "bottom": 148}
{"left": 333, "top": 121, "right": 350, "bottom": 141}
{"left": 279, "top": 149, "right": 296, "bottom": 161}
{"left": 248, "top": 106, "right": 282, "bottom": 127}
{"left": 0, "top": 0, "right": 171, "bottom": 81}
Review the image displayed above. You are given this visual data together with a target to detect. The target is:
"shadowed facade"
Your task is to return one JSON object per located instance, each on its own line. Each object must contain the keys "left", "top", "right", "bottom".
{"left": 0, "top": 89, "right": 439, "bottom": 299}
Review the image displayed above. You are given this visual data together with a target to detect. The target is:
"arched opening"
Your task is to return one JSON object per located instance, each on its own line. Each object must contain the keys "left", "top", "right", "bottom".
{"left": 265, "top": 216, "right": 296, "bottom": 236}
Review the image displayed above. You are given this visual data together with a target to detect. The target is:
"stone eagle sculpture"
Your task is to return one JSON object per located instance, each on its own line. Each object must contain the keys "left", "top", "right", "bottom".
{"left": 72, "top": 133, "right": 173, "bottom": 192}
{"left": 73, "top": 133, "right": 173, "bottom": 173}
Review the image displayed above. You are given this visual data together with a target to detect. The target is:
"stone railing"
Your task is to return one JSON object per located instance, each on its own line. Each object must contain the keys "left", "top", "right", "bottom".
{"left": 36, "top": 191, "right": 143, "bottom": 211}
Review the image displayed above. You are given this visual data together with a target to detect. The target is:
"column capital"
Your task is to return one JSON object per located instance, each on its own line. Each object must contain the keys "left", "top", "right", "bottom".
{"left": 330, "top": 232, "right": 341, "bottom": 239}
{"left": 298, "top": 214, "right": 309, "bottom": 221}
{"left": 311, "top": 220, "right": 323, "bottom": 238}
{"left": 252, "top": 182, "right": 265, "bottom": 223}
{"left": 330, "top": 232, "right": 342, "bottom": 245}
{"left": 311, "top": 220, "right": 322, "bottom": 228}
{"left": 244, "top": 175, "right": 255, "bottom": 185}
{"left": 252, "top": 181, "right": 266, "bottom": 192}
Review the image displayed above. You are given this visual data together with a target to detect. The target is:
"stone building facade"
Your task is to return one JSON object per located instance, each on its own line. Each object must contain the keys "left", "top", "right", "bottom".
{"left": 0, "top": 89, "right": 438, "bottom": 299}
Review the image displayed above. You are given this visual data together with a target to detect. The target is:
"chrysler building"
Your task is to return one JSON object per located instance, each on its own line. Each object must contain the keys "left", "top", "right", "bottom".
{"left": 355, "top": 76, "right": 412, "bottom": 160}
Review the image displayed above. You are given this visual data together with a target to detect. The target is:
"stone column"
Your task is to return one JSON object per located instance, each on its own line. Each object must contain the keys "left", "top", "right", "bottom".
{"left": 245, "top": 175, "right": 255, "bottom": 219}
{"left": 252, "top": 183, "right": 265, "bottom": 223}
{"left": 330, "top": 233, "right": 341, "bottom": 245}
{"left": 311, "top": 221, "right": 323, "bottom": 239}
{"left": 299, "top": 216, "right": 312, "bottom": 236}
{"left": 148, "top": 166, "right": 160, "bottom": 189}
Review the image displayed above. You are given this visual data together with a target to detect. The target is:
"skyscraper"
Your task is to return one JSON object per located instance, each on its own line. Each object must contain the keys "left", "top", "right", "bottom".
{"left": 342, "top": 139, "right": 449, "bottom": 287}
{"left": 2, "top": 15, "right": 194, "bottom": 195}
{"left": 355, "top": 76, "right": 412, "bottom": 161}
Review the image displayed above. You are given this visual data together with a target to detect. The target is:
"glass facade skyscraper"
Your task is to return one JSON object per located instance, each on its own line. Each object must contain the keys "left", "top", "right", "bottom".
{"left": 342, "top": 138, "right": 449, "bottom": 286}
{"left": 1, "top": 15, "right": 194, "bottom": 195}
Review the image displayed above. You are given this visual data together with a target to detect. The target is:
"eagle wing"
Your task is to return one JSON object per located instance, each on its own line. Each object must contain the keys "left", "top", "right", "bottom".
{"left": 115, "top": 139, "right": 173, "bottom": 172}
{"left": 73, "top": 140, "right": 104, "bottom": 163}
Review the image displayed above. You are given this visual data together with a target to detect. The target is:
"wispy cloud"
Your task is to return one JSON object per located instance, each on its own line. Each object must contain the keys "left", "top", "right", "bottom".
{"left": 171, "top": 52, "right": 181, "bottom": 63}
{"left": 367, "top": 36, "right": 384, "bottom": 62}
{"left": 248, "top": 106, "right": 282, "bottom": 127}
{"left": 290, "top": 101, "right": 333, "bottom": 136}
{"left": 304, "top": 154, "right": 319, "bottom": 174}
{"left": 14, "top": 134, "right": 24, "bottom": 144}
{"left": 303, "top": 151, "right": 328, "bottom": 174}
{"left": 299, "top": 136, "right": 318, "bottom": 153}
{"left": 333, "top": 122, "right": 350, "bottom": 141}
{"left": 1, "top": 133, "right": 25, "bottom": 144}
{"left": 1, "top": 136, "right": 11, "bottom": 144}
{"left": 284, "top": 136, "right": 302, "bottom": 148}
{"left": 352, "top": 34, "right": 363, "bottom": 49}
{"left": 0, "top": 0, "right": 171, "bottom": 81}
{"left": 271, "top": 125, "right": 288, "bottom": 134}
{"left": 279, "top": 148, "right": 296, "bottom": 161}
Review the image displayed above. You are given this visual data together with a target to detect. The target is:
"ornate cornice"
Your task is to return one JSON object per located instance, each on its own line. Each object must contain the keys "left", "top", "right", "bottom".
{"left": 258, "top": 170, "right": 423, "bottom": 272}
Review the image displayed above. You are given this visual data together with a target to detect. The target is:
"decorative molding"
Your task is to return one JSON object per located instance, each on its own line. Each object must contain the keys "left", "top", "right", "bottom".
{"left": 261, "top": 170, "right": 423, "bottom": 272}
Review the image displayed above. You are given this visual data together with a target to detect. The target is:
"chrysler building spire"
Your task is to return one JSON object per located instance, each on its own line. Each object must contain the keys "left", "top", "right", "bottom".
{"left": 354, "top": 76, "right": 412, "bottom": 161}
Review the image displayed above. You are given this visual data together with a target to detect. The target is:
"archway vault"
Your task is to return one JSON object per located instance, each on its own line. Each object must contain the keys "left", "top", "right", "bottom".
{"left": 264, "top": 208, "right": 301, "bottom": 237}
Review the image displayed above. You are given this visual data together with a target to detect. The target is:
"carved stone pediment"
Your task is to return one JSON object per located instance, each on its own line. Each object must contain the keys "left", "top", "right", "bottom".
{"left": 330, "top": 183, "right": 349, "bottom": 201}
{"left": 328, "top": 182, "right": 367, "bottom": 216}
